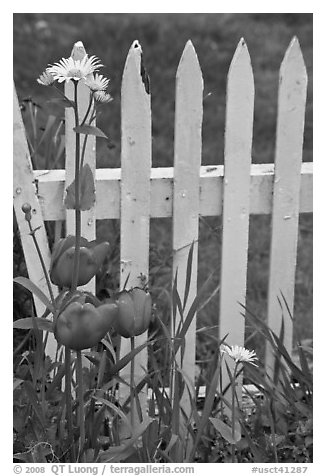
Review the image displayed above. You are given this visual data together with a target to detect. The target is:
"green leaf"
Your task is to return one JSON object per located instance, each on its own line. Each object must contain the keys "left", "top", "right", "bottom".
{"left": 13, "top": 317, "right": 53, "bottom": 332}
{"left": 13, "top": 277, "right": 54, "bottom": 313}
{"left": 64, "top": 180, "right": 77, "bottom": 210}
{"left": 174, "top": 271, "right": 215, "bottom": 355}
{"left": 94, "top": 396, "right": 133, "bottom": 435}
{"left": 107, "top": 341, "right": 152, "bottom": 378}
{"left": 183, "top": 241, "right": 194, "bottom": 310}
{"left": 98, "top": 416, "right": 153, "bottom": 462}
{"left": 165, "top": 434, "right": 179, "bottom": 455}
{"left": 98, "top": 445, "right": 136, "bottom": 463}
{"left": 41, "top": 289, "right": 69, "bottom": 318}
{"left": 74, "top": 124, "right": 108, "bottom": 139}
{"left": 64, "top": 163, "right": 95, "bottom": 211}
{"left": 45, "top": 364, "right": 65, "bottom": 399}
{"left": 23, "top": 381, "right": 46, "bottom": 428}
{"left": 78, "top": 163, "right": 96, "bottom": 210}
{"left": 47, "top": 97, "right": 75, "bottom": 108}
{"left": 188, "top": 354, "right": 223, "bottom": 461}
{"left": 13, "top": 378, "right": 24, "bottom": 391}
{"left": 209, "top": 417, "right": 241, "bottom": 444}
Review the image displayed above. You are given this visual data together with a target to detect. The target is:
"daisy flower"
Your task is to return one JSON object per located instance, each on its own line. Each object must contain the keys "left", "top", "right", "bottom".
{"left": 221, "top": 345, "right": 258, "bottom": 366}
{"left": 37, "top": 70, "right": 55, "bottom": 86}
{"left": 47, "top": 55, "right": 103, "bottom": 83}
{"left": 85, "top": 73, "right": 110, "bottom": 92}
{"left": 94, "top": 91, "right": 113, "bottom": 103}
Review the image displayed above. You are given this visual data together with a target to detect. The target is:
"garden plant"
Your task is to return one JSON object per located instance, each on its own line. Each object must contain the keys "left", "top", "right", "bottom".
{"left": 13, "top": 42, "right": 312, "bottom": 464}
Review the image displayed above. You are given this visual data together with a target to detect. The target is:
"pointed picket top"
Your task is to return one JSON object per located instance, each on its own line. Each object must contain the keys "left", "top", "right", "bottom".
{"left": 227, "top": 38, "right": 254, "bottom": 91}
{"left": 126, "top": 39, "right": 142, "bottom": 61}
{"left": 71, "top": 40, "right": 87, "bottom": 60}
{"left": 274, "top": 35, "right": 307, "bottom": 164}
{"left": 278, "top": 37, "right": 308, "bottom": 111}
{"left": 176, "top": 40, "right": 203, "bottom": 85}
{"left": 224, "top": 37, "right": 254, "bottom": 159}
{"left": 122, "top": 40, "right": 150, "bottom": 95}
{"left": 280, "top": 37, "right": 307, "bottom": 83}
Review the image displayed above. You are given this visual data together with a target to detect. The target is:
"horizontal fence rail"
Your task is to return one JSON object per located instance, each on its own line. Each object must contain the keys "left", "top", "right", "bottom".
{"left": 34, "top": 163, "right": 312, "bottom": 220}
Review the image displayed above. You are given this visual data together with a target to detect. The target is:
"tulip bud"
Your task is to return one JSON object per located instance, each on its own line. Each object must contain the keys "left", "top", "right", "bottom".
{"left": 115, "top": 288, "right": 152, "bottom": 338}
{"left": 50, "top": 236, "right": 109, "bottom": 288}
{"left": 54, "top": 300, "right": 118, "bottom": 350}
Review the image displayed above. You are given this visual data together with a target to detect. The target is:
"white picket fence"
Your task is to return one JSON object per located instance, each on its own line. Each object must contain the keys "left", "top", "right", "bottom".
{"left": 13, "top": 38, "right": 312, "bottom": 410}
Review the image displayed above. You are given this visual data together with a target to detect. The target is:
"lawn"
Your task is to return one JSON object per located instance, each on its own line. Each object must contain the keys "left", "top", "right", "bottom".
{"left": 13, "top": 13, "right": 313, "bottom": 363}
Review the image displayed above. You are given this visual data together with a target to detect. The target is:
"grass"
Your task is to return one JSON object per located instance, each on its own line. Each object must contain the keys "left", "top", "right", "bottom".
{"left": 13, "top": 13, "right": 313, "bottom": 363}
{"left": 13, "top": 244, "right": 313, "bottom": 463}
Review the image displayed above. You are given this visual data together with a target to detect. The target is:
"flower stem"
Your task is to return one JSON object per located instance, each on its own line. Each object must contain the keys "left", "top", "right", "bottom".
{"left": 71, "top": 80, "right": 81, "bottom": 292}
{"left": 130, "top": 336, "right": 135, "bottom": 430}
{"left": 25, "top": 215, "right": 75, "bottom": 460}
{"left": 64, "top": 347, "right": 75, "bottom": 461}
{"left": 231, "top": 362, "right": 238, "bottom": 463}
{"left": 79, "top": 134, "right": 88, "bottom": 173}
{"left": 65, "top": 79, "right": 83, "bottom": 463}
{"left": 76, "top": 350, "right": 86, "bottom": 461}
{"left": 26, "top": 220, "right": 55, "bottom": 309}
{"left": 52, "top": 84, "right": 76, "bottom": 108}
{"left": 80, "top": 93, "right": 94, "bottom": 126}
{"left": 70, "top": 80, "right": 87, "bottom": 462}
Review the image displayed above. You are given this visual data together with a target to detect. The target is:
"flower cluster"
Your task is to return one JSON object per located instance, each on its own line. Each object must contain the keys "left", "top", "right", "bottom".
{"left": 85, "top": 73, "right": 112, "bottom": 103}
{"left": 37, "top": 70, "right": 55, "bottom": 86}
{"left": 36, "top": 41, "right": 112, "bottom": 103}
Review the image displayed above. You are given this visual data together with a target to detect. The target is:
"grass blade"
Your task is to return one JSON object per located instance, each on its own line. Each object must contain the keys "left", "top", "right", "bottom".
{"left": 13, "top": 317, "right": 53, "bottom": 332}
{"left": 174, "top": 271, "right": 214, "bottom": 355}
{"left": 183, "top": 241, "right": 194, "bottom": 311}
{"left": 14, "top": 277, "right": 54, "bottom": 313}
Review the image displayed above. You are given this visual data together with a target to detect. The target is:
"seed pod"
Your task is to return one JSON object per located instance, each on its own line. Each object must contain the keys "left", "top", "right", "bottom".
{"left": 115, "top": 288, "right": 152, "bottom": 338}
{"left": 21, "top": 203, "right": 32, "bottom": 214}
{"left": 21, "top": 202, "right": 32, "bottom": 221}
{"left": 54, "top": 300, "right": 118, "bottom": 350}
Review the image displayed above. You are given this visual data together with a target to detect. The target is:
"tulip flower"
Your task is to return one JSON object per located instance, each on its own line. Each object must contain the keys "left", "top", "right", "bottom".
{"left": 115, "top": 288, "right": 152, "bottom": 338}
{"left": 50, "top": 235, "right": 110, "bottom": 288}
{"left": 54, "top": 300, "right": 118, "bottom": 350}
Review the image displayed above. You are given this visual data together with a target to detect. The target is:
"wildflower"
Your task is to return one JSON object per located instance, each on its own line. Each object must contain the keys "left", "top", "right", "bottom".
{"left": 47, "top": 55, "right": 103, "bottom": 83}
{"left": 37, "top": 70, "right": 55, "bottom": 86}
{"left": 221, "top": 344, "right": 258, "bottom": 366}
{"left": 94, "top": 90, "right": 113, "bottom": 103}
{"left": 85, "top": 73, "right": 110, "bottom": 92}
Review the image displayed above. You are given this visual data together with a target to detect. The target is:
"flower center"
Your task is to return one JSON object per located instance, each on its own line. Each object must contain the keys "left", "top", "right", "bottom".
{"left": 67, "top": 68, "right": 83, "bottom": 79}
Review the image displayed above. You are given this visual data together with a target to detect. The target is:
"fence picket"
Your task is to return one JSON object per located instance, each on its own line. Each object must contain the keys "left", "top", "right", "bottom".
{"left": 64, "top": 41, "right": 96, "bottom": 294}
{"left": 13, "top": 85, "right": 57, "bottom": 359}
{"left": 265, "top": 38, "right": 308, "bottom": 375}
{"left": 119, "top": 41, "right": 152, "bottom": 413}
{"left": 218, "top": 39, "right": 254, "bottom": 407}
{"left": 172, "top": 40, "right": 203, "bottom": 420}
